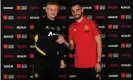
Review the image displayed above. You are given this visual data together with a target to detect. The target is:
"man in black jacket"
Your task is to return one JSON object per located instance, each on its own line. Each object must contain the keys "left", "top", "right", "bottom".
{"left": 33, "top": 1, "right": 65, "bottom": 80}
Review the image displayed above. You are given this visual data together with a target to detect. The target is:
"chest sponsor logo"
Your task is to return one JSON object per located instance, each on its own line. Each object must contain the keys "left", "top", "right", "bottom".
{"left": 48, "top": 31, "right": 58, "bottom": 36}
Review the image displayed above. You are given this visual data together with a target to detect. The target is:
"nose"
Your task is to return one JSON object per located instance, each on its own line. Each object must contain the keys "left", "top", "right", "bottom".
{"left": 73, "top": 11, "right": 77, "bottom": 15}
{"left": 52, "top": 10, "right": 56, "bottom": 15}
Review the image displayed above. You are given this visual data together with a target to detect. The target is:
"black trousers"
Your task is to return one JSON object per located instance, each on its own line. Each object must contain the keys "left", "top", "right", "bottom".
{"left": 75, "top": 67, "right": 98, "bottom": 80}
{"left": 33, "top": 55, "right": 60, "bottom": 80}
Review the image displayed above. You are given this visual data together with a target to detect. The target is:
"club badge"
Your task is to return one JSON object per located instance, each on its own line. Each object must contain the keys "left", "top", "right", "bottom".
{"left": 51, "top": 27, "right": 55, "bottom": 30}
{"left": 56, "top": 26, "right": 60, "bottom": 31}
{"left": 84, "top": 25, "right": 89, "bottom": 32}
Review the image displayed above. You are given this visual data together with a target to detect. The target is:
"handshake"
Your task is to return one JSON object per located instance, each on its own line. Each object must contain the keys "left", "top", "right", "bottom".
{"left": 56, "top": 34, "right": 66, "bottom": 44}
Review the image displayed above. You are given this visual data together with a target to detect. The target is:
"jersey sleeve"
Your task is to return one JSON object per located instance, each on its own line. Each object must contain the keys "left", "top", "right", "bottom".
{"left": 69, "top": 25, "right": 74, "bottom": 41}
{"left": 91, "top": 20, "right": 101, "bottom": 37}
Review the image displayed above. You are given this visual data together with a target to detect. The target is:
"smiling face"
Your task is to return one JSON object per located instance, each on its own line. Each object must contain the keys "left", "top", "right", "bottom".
{"left": 71, "top": 4, "right": 83, "bottom": 20}
{"left": 45, "top": 2, "right": 60, "bottom": 20}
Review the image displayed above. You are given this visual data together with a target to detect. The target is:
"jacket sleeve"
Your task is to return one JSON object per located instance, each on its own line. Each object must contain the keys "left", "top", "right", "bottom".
{"left": 34, "top": 34, "right": 46, "bottom": 56}
{"left": 34, "top": 24, "right": 46, "bottom": 56}
{"left": 58, "top": 44, "right": 68, "bottom": 60}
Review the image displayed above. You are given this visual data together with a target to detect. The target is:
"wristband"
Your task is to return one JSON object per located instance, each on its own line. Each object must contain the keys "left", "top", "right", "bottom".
{"left": 97, "top": 61, "right": 102, "bottom": 65}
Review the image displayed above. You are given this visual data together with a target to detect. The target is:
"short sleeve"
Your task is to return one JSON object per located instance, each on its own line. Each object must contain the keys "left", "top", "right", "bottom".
{"left": 69, "top": 25, "right": 74, "bottom": 41}
{"left": 91, "top": 20, "right": 100, "bottom": 37}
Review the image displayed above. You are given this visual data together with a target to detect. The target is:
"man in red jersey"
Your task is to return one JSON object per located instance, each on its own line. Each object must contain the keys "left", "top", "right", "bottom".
{"left": 60, "top": 2, "right": 102, "bottom": 80}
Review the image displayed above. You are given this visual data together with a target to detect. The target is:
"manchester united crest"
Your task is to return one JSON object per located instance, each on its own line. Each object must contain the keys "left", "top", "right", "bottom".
{"left": 84, "top": 25, "right": 89, "bottom": 32}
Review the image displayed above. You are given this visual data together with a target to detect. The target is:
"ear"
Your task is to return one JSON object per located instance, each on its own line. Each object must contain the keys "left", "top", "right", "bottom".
{"left": 57, "top": 5, "right": 60, "bottom": 10}
{"left": 82, "top": 7, "right": 84, "bottom": 13}
{"left": 45, "top": 7, "right": 48, "bottom": 13}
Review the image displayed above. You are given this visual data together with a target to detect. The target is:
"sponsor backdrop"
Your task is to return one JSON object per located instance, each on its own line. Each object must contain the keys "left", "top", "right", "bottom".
{"left": 1, "top": 0, "right": 133, "bottom": 80}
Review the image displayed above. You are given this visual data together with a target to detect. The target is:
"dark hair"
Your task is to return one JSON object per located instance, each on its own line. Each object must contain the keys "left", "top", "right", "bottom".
{"left": 70, "top": 2, "right": 83, "bottom": 8}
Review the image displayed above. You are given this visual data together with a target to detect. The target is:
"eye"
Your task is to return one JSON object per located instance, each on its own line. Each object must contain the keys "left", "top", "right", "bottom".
{"left": 77, "top": 9, "right": 80, "bottom": 11}
{"left": 71, "top": 10, "right": 75, "bottom": 13}
{"left": 49, "top": 9, "right": 53, "bottom": 11}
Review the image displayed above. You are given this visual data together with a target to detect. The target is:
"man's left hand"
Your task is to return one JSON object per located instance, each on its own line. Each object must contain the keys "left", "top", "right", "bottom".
{"left": 60, "top": 60, "right": 65, "bottom": 68}
{"left": 56, "top": 35, "right": 65, "bottom": 44}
